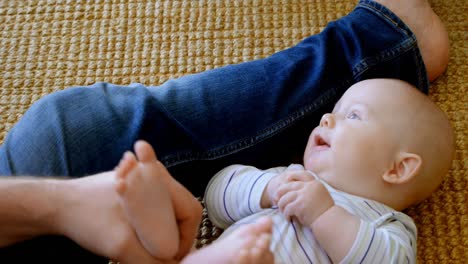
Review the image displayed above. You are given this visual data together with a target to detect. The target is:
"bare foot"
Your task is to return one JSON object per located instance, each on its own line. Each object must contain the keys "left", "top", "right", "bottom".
{"left": 374, "top": 0, "right": 449, "bottom": 81}
{"left": 115, "top": 145, "right": 179, "bottom": 260}
{"left": 181, "top": 217, "right": 275, "bottom": 264}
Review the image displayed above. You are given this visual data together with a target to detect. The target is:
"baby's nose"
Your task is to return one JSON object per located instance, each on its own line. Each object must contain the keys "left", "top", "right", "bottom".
{"left": 320, "top": 113, "right": 335, "bottom": 128}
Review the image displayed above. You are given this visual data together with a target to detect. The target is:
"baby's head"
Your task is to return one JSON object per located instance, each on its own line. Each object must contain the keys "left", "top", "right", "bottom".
{"left": 303, "top": 79, "right": 454, "bottom": 210}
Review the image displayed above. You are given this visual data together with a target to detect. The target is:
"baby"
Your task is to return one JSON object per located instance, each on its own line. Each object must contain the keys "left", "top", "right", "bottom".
{"left": 204, "top": 78, "right": 454, "bottom": 263}
{"left": 114, "top": 78, "right": 454, "bottom": 263}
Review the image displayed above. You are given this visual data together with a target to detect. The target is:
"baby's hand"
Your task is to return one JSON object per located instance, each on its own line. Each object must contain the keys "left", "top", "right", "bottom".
{"left": 262, "top": 169, "right": 315, "bottom": 208}
{"left": 276, "top": 175, "right": 334, "bottom": 227}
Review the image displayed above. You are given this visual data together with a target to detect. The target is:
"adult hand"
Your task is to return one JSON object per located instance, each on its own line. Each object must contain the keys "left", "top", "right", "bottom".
{"left": 55, "top": 172, "right": 163, "bottom": 264}
{"left": 153, "top": 160, "right": 203, "bottom": 260}
{"left": 276, "top": 174, "right": 334, "bottom": 227}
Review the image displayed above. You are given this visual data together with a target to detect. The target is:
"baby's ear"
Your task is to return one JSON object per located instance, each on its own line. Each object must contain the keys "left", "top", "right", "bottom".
{"left": 383, "top": 152, "right": 422, "bottom": 185}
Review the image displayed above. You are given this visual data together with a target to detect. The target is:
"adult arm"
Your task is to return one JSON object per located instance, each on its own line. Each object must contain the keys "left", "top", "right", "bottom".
{"left": 0, "top": 173, "right": 163, "bottom": 264}
{"left": 0, "top": 177, "right": 61, "bottom": 247}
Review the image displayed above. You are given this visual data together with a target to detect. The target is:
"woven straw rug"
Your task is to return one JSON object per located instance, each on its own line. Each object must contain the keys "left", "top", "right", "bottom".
{"left": 0, "top": 0, "right": 466, "bottom": 263}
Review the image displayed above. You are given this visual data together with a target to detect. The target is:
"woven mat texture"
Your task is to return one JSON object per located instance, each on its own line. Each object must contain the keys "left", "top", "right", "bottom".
{"left": 0, "top": 0, "right": 466, "bottom": 263}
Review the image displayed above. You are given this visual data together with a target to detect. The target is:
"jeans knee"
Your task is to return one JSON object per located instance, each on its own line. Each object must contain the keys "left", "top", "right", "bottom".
{"left": 0, "top": 87, "right": 99, "bottom": 176}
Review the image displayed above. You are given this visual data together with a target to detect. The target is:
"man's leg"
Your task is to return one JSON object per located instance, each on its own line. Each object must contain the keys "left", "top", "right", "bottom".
{"left": 1, "top": 1, "right": 441, "bottom": 186}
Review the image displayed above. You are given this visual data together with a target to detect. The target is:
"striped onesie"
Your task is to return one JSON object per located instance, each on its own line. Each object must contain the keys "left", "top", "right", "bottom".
{"left": 204, "top": 164, "right": 417, "bottom": 264}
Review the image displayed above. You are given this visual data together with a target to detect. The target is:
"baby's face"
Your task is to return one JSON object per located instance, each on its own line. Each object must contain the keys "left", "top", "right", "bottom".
{"left": 303, "top": 82, "right": 401, "bottom": 195}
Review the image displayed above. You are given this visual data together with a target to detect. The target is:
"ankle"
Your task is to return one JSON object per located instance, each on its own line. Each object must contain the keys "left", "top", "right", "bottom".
{"left": 373, "top": 0, "right": 449, "bottom": 81}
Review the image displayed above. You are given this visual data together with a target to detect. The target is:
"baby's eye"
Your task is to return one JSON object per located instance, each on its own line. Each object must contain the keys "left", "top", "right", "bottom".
{"left": 347, "top": 111, "right": 360, "bottom": 120}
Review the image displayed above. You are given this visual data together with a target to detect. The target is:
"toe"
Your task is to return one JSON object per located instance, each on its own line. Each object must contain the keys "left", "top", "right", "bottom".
{"left": 114, "top": 178, "right": 127, "bottom": 194}
{"left": 254, "top": 234, "right": 272, "bottom": 260}
{"left": 250, "top": 247, "right": 262, "bottom": 260}
{"left": 233, "top": 223, "right": 261, "bottom": 238}
{"left": 116, "top": 152, "right": 138, "bottom": 178}
{"left": 256, "top": 234, "right": 272, "bottom": 250}
{"left": 135, "top": 140, "right": 158, "bottom": 163}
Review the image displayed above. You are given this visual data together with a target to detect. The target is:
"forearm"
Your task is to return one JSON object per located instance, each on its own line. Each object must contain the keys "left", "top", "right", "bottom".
{"left": 311, "top": 205, "right": 360, "bottom": 263}
{"left": 0, "top": 177, "right": 65, "bottom": 247}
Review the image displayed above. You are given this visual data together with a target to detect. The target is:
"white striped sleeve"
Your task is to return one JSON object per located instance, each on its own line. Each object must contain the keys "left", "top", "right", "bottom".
{"left": 340, "top": 212, "right": 417, "bottom": 264}
{"left": 204, "top": 165, "right": 278, "bottom": 229}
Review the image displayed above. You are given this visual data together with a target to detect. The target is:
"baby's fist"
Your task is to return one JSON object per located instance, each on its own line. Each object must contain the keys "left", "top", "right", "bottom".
{"left": 277, "top": 178, "right": 334, "bottom": 227}
{"left": 267, "top": 169, "right": 315, "bottom": 207}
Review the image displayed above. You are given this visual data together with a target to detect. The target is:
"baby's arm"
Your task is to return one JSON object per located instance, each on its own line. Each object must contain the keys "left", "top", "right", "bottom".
{"left": 275, "top": 175, "right": 359, "bottom": 262}
{"left": 277, "top": 177, "right": 416, "bottom": 263}
{"left": 204, "top": 165, "right": 279, "bottom": 229}
{"left": 314, "top": 210, "right": 417, "bottom": 263}
{"left": 310, "top": 206, "right": 360, "bottom": 262}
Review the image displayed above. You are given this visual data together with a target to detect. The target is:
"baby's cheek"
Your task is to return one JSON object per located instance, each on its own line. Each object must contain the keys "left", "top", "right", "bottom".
{"left": 333, "top": 148, "right": 365, "bottom": 177}
{"left": 303, "top": 157, "right": 313, "bottom": 171}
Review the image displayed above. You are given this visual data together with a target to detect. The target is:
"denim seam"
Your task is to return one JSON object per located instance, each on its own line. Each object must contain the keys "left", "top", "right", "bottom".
{"left": 1, "top": 144, "right": 14, "bottom": 175}
{"left": 55, "top": 107, "right": 72, "bottom": 176}
{"left": 357, "top": 0, "right": 429, "bottom": 92}
{"left": 163, "top": 45, "right": 417, "bottom": 168}
{"left": 352, "top": 39, "right": 428, "bottom": 94}
{"left": 412, "top": 43, "right": 429, "bottom": 93}
{"left": 178, "top": 42, "right": 422, "bottom": 167}
{"left": 351, "top": 36, "right": 417, "bottom": 79}
{"left": 358, "top": 2, "right": 411, "bottom": 37}
{"left": 162, "top": 85, "right": 342, "bottom": 167}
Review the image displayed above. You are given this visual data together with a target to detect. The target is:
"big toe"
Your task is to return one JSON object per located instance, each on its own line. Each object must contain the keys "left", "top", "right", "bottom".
{"left": 134, "top": 140, "right": 158, "bottom": 163}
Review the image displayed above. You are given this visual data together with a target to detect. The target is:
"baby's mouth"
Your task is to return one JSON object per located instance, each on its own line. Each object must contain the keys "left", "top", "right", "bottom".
{"left": 314, "top": 134, "right": 330, "bottom": 150}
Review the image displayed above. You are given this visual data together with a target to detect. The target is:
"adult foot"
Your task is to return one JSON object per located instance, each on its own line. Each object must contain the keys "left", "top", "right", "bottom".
{"left": 182, "top": 217, "right": 275, "bottom": 264}
{"left": 374, "top": 0, "right": 449, "bottom": 81}
{"left": 114, "top": 146, "right": 179, "bottom": 260}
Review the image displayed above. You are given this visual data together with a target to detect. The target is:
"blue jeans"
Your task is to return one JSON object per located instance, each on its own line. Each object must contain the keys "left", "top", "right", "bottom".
{"left": 0, "top": 1, "right": 428, "bottom": 263}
